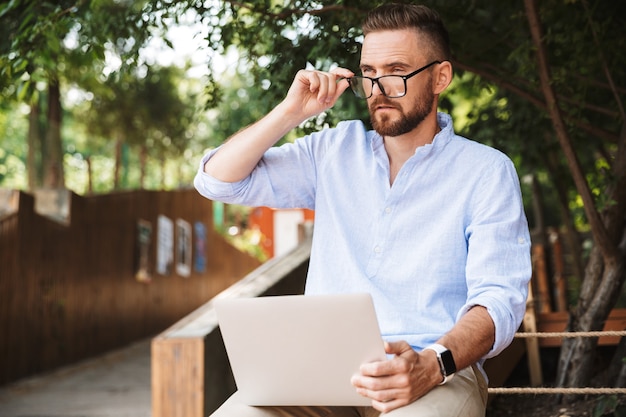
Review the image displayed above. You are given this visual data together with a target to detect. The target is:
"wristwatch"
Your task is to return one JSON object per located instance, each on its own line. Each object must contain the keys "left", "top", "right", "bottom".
{"left": 424, "top": 343, "right": 457, "bottom": 385}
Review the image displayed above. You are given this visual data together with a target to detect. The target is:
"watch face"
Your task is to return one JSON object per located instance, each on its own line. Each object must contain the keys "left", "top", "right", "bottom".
{"left": 440, "top": 350, "right": 457, "bottom": 375}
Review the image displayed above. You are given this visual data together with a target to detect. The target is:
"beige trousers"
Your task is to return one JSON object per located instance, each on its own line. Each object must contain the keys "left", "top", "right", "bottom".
{"left": 210, "top": 365, "right": 488, "bottom": 417}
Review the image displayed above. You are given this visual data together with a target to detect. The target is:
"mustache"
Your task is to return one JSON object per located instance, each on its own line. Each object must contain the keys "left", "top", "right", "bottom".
{"left": 369, "top": 97, "right": 400, "bottom": 110}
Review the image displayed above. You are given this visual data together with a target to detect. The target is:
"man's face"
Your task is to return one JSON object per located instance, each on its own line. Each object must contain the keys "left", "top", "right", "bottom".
{"left": 360, "top": 30, "right": 436, "bottom": 137}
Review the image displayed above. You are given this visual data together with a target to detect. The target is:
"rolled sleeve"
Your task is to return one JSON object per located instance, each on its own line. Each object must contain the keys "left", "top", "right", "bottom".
{"left": 461, "top": 159, "right": 532, "bottom": 358}
{"left": 193, "top": 149, "right": 252, "bottom": 203}
{"left": 193, "top": 136, "right": 320, "bottom": 209}
{"left": 459, "top": 284, "right": 529, "bottom": 358}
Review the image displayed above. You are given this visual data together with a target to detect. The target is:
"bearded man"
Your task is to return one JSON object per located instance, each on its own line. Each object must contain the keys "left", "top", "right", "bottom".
{"left": 194, "top": 3, "right": 531, "bottom": 416}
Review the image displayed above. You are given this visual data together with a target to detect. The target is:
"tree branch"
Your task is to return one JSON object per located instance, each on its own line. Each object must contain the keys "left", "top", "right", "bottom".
{"left": 523, "top": 0, "right": 617, "bottom": 261}
{"left": 581, "top": 0, "right": 625, "bottom": 120}
{"left": 453, "top": 61, "right": 619, "bottom": 143}
{"left": 472, "top": 61, "right": 620, "bottom": 119}
{"left": 225, "top": 1, "right": 362, "bottom": 21}
{"left": 53, "top": 0, "right": 87, "bottom": 20}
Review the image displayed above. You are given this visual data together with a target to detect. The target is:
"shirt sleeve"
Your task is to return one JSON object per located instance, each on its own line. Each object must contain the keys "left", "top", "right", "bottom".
{"left": 193, "top": 135, "right": 324, "bottom": 210}
{"left": 459, "top": 158, "right": 532, "bottom": 359}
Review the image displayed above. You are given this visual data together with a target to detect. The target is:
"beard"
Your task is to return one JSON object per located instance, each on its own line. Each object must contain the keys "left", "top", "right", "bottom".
{"left": 369, "top": 85, "right": 435, "bottom": 137}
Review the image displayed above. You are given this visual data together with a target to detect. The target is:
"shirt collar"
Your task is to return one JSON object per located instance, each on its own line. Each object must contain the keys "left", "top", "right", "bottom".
{"left": 369, "top": 112, "right": 454, "bottom": 156}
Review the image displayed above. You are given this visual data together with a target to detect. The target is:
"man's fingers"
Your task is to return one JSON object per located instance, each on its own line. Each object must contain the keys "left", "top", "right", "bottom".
{"left": 301, "top": 69, "right": 353, "bottom": 104}
{"left": 354, "top": 385, "right": 410, "bottom": 414}
{"left": 385, "top": 340, "right": 413, "bottom": 355}
{"left": 359, "top": 353, "right": 414, "bottom": 379}
{"left": 371, "top": 398, "right": 408, "bottom": 414}
{"left": 310, "top": 72, "right": 330, "bottom": 101}
{"left": 354, "top": 365, "right": 413, "bottom": 387}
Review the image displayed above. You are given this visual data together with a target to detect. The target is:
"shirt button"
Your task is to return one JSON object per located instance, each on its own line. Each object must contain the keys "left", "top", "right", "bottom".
{"left": 385, "top": 207, "right": 392, "bottom": 214}
{"left": 374, "top": 246, "right": 382, "bottom": 253}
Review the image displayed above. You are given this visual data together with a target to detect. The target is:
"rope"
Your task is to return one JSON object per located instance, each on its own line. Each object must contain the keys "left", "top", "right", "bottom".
{"left": 488, "top": 387, "right": 626, "bottom": 395}
{"left": 488, "top": 330, "right": 626, "bottom": 395}
{"left": 514, "top": 330, "right": 626, "bottom": 338}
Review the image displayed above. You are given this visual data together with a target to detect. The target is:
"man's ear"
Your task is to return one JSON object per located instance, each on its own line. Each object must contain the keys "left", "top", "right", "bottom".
{"left": 433, "top": 61, "right": 453, "bottom": 94}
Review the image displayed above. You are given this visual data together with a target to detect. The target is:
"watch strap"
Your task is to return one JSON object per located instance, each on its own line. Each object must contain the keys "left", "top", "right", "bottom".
{"left": 423, "top": 343, "right": 456, "bottom": 385}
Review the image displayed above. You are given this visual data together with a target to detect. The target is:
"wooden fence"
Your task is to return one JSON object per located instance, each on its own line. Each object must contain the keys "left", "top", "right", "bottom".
{"left": 0, "top": 188, "right": 261, "bottom": 386}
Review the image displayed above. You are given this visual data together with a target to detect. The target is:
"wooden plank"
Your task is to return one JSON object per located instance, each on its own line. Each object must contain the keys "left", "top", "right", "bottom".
{"left": 522, "top": 281, "right": 543, "bottom": 386}
{"left": 531, "top": 244, "right": 552, "bottom": 313}
{"left": 152, "top": 337, "right": 205, "bottom": 417}
{"left": 549, "top": 230, "right": 568, "bottom": 312}
{"left": 536, "top": 309, "right": 626, "bottom": 347}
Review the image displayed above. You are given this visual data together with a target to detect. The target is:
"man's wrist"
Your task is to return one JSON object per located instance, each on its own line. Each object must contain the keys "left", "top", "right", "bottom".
{"left": 423, "top": 343, "right": 457, "bottom": 385}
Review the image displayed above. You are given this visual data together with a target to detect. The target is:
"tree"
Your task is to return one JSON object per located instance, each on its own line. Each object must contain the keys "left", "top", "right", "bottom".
{"left": 0, "top": 0, "right": 187, "bottom": 189}
{"left": 73, "top": 63, "right": 200, "bottom": 190}
{"left": 0, "top": 1, "right": 73, "bottom": 188}
{"left": 445, "top": 0, "right": 625, "bottom": 391}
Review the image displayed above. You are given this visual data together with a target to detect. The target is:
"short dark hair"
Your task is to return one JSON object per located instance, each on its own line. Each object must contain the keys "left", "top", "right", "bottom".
{"left": 362, "top": 3, "right": 451, "bottom": 61}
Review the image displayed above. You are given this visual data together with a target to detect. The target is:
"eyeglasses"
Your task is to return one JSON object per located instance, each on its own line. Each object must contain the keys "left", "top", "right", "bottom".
{"left": 348, "top": 61, "right": 441, "bottom": 99}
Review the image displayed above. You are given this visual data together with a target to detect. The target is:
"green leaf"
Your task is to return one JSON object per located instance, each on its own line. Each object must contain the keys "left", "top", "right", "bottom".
{"left": 0, "top": 0, "right": 20, "bottom": 19}
{"left": 594, "top": 395, "right": 618, "bottom": 417}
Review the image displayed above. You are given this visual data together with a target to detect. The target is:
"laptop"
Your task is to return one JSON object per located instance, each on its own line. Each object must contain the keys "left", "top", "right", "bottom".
{"left": 214, "top": 293, "right": 386, "bottom": 406}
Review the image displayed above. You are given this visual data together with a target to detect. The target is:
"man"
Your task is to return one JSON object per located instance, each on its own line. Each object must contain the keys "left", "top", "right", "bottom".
{"left": 194, "top": 3, "right": 531, "bottom": 416}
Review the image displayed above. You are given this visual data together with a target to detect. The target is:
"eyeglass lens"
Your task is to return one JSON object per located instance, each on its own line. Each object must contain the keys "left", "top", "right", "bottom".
{"left": 349, "top": 76, "right": 406, "bottom": 99}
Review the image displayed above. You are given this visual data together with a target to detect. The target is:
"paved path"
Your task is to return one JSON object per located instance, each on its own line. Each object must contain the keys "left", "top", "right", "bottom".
{"left": 0, "top": 339, "right": 151, "bottom": 417}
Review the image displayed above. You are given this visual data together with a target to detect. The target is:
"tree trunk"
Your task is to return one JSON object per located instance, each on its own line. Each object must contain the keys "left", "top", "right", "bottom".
{"left": 139, "top": 145, "right": 147, "bottom": 189}
{"left": 86, "top": 155, "right": 93, "bottom": 194}
{"left": 114, "top": 137, "right": 122, "bottom": 190}
{"left": 160, "top": 158, "right": 166, "bottom": 190}
{"left": 120, "top": 142, "right": 129, "bottom": 189}
{"left": 559, "top": 248, "right": 626, "bottom": 393}
{"left": 556, "top": 128, "right": 626, "bottom": 396}
{"left": 42, "top": 79, "right": 64, "bottom": 189}
{"left": 530, "top": 174, "right": 546, "bottom": 240}
{"left": 558, "top": 154, "right": 626, "bottom": 393}
{"left": 27, "top": 100, "right": 42, "bottom": 190}
{"left": 601, "top": 329, "right": 626, "bottom": 386}
{"left": 543, "top": 152, "right": 585, "bottom": 283}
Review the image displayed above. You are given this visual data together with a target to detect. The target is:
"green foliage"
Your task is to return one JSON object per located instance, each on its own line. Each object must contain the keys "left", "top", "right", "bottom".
{"left": 85, "top": 65, "right": 197, "bottom": 152}
{"left": 188, "top": 0, "right": 624, "bottom": 165}
{"left": 0, "top": 0, "right": 188, "bottom": 94}
{"left": 214, "top": 204, "right": 269, "bottom": 262}
{"left": 0, "top": 0, "right": 623, "bottom": 195}
{"left": 593, "top": 395, "right": 626, "bottom": 417}
{"left": 64, "top": 62, "right": 205, "bottom": 191}
{"left": 0, "top": 148, "right": 10, "bottom": 183}
{"left": 1, "top": 0, "right": 625, "bottom": 235}
{"left": 188, "top": 1, "right": 371, "bottom": 131}
{"left": 0, "top": 0, "right": 204, "bottom": 190}
{"left": 0, "top": 101, "right": 28, "bottom": 187}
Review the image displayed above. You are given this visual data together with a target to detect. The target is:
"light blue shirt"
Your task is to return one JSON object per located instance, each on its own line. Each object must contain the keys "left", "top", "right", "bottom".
{"left": 194, "top": 112, "right": 531, "bottom": 361}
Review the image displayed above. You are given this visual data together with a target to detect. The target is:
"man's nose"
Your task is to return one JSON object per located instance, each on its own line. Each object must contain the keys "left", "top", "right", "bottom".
{"left": 371, "top": 80, "right": 385, "bottom": 97}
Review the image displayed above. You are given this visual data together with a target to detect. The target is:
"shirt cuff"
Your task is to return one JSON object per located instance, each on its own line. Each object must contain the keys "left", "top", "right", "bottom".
{"left": 457, "top": 296, "right": 522, "bottom": 359}
{"left": 193, "top": 148, "right": 248, "bottom": 201}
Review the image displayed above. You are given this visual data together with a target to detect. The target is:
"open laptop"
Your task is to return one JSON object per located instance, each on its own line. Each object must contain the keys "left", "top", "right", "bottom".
{"left": 214, "top": 293, "right": 386, "bottom": 406}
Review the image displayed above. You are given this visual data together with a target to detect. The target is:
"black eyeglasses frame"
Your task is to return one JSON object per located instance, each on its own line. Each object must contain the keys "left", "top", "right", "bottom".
{"left": 348, "top": 60, "right": 442, "bottom": 99}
